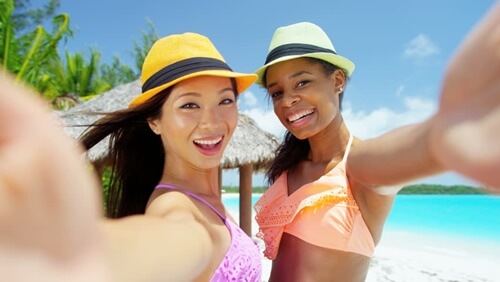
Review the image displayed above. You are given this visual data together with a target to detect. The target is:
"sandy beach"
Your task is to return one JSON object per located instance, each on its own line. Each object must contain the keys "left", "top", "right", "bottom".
{"left": 231, "top": 210, "right": 500, "bottom": 282}
{"left": 365, "top": 232, "right": 500, "bottom": 282}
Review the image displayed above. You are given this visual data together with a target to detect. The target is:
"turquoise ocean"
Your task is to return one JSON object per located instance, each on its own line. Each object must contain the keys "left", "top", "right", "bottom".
{"left": 222, "top": 194, "right": 500, "bottom": 244}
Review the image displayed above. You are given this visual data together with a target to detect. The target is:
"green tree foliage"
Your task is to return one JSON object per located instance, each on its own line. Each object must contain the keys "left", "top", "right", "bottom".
{"left": 398, "top": 184, "right": 486, "bottom": 194}
{"left": 47, "top": 49, "right": 113, "bottom": 109}
{"left": 1, "top": 0, "right": 139, "bottom": 109}
{"left": 1, "top": 0, "right": 72, "bottom": 95}
{"left": 131, "top": 19, "right": 159, "bottom": 73}
{"left": 100, "top": 55, "right": 137, "bottom": 89}
{"left": 12, "top": 0, "right": 61, "bottom": 32}
{"left": 2, "top": 0, "right": 160, "bottom": 111}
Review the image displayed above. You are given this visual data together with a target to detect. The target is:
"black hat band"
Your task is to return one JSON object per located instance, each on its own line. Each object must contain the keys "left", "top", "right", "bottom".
{"left": 265, "top": 43, "right": 336, "bottom": 64}
{"left": 143, "top": 57, "right": 232, "bottom": 93}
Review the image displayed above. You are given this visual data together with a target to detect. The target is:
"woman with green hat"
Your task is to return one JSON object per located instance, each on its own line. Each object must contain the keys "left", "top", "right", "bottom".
{"left": 254, "top": 2, "right": 500, "bottom": 281}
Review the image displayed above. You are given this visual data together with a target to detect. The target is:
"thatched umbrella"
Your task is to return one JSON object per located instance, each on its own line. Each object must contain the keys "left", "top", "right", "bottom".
{"left": 56, "top": 80, "right": 142, "bottom": 163}
{"left": 56, "top": 79, "right": 279, "bottom": 235}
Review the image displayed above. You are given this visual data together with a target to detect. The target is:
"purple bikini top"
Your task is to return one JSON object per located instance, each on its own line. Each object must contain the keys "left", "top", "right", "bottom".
{"left": 155, "top": 184, "right": 261, "bottom": 282}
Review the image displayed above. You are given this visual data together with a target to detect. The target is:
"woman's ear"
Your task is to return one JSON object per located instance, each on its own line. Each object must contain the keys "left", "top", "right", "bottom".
{"left": 331, "top": 69, "right": 346, "bottom": 94}
{"left": 147, "top": 118, "right": 161, "bottom": 135}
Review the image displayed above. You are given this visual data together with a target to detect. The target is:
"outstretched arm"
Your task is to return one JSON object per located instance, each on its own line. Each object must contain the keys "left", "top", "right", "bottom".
{"left": 347, "top": 1, "right": 500, "bottom": 191}
{"left": 430, "top": 1, "right": 500, "bottom": 189}
{"left": 0, "top": 71, "right": 110, "bottom": 281}
{"left": 347, "top": 119, "right": 441, "bottom": 189}
{"left": 0, "top": 72, "right": 214, "bottom": 281}
{"left": 100, "top": 211, "right": 213, "bottom": 282}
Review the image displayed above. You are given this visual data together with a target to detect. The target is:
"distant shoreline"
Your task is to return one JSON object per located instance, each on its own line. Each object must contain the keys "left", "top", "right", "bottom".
{"left": 222, "top": 184, "right": 489, "bottom": 195}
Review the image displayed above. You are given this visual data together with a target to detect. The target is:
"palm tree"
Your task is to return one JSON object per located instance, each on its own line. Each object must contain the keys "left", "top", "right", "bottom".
{"left": 0, "top": 0, "right": 72, "bottom": 95}
{"left": 131, "top": 19, "right": 159, "bottom": 72}
{"left": 47, "top": 49, "right": 112, "bottom": 110}
{"left": 1, "top": 0, "right": 154, "bottom": 110}
{"left": 100, "top": 55, "right": 137, "bottom": 90}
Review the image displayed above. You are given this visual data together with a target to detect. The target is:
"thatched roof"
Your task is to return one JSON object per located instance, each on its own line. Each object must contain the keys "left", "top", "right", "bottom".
{"left": 221, "top": 114, "right": 279, "bottom": 170}
{"left": 56, "top": 80, "right": 279, "bottom": 170}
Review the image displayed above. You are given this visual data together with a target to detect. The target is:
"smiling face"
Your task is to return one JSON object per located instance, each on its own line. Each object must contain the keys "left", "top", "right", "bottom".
{"left": 265, "top": 57, "right": 345, "bottom": 140}
{"left": 148, "top": 75, "right": 238, "bottom": 170}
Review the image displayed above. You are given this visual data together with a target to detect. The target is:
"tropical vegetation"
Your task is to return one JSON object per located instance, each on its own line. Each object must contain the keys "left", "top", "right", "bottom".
{"left": 0, "top": 0, "right": 157, "bottom": 110}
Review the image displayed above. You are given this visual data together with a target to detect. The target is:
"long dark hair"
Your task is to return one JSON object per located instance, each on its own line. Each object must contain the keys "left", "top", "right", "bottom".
{"left": 80, "top": 78, "right": 238, "bottom": 218}
{"left": 265, "top": 58, "right": 347, "bottom": 185}
{"left": 79, "top": 88, "right": 170, "bottom": 218}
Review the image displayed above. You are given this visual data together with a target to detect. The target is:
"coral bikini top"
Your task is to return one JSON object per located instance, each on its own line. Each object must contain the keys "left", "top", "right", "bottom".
{"left": 254, "top": 134, "right": 375, "bottom": 259}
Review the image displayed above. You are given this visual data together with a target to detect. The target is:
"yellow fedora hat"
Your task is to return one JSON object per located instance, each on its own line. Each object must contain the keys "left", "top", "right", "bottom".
{"left": 129, "top": 32, "right": 257, "bottom": 107}
{"left": 255, "top": 22, "right": 355, "bottom": 86}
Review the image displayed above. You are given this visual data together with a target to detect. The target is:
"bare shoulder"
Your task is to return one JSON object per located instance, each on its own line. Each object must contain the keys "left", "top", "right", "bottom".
{"left": 347, "top": 135, "right": 364, "bottom": 160}
{"left": 146, "top": 190, "right": 198, "bottom": 220}
{"left": 348, "top": 137, "right": 406, "bottom": 196}
{"left": 347, "top": 137, "right": 398, "bottom": 214}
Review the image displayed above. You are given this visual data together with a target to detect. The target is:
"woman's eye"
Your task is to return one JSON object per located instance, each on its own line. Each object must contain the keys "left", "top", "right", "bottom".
{"left": 296, "top": 80, "right": 310, "bottom": 88}
{"left": 180, "top": 103, "right": 199, "bottom": 109}
{"left": 220, "top": 98, "right": 235, "bottom": 105}
{"left": 270, "top": 91, "right": 282, "bottom": 99}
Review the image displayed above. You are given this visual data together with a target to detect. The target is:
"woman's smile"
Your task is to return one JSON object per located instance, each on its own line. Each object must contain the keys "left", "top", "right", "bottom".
{"left": 193, "top": 135, "right": 224, "bottom": 156}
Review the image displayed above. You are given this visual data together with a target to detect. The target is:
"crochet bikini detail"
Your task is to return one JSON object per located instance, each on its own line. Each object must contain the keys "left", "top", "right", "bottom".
{"left": 254, "top": 134, "right": 375, "bottom": 259}
{"left": 155, "top": 184, "right": 262, "bottom": 281}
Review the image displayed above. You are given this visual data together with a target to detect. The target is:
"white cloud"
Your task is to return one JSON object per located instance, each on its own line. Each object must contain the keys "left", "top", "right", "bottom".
{"left": 404, "top": 95, "right": 435, "bottom": 111}
{"left": 403, "top": 34, "right": 439, "bottom": 59}
{"left": 241, "top": 107, "right": 286, "bottom": 139}
{"left": 343, "top": 95, "right": 436, "bottom": 139}
{"left": 239, "top": 90, "right": 258, "bottom": 107}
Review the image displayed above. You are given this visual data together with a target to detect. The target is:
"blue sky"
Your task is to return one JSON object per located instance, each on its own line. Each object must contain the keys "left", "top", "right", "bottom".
{"left": 58, "top": 0, "right": 495, "bottom": 187}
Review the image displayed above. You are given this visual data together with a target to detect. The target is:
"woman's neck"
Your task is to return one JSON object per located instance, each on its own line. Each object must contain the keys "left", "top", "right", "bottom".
{"left": 307, "top": 116, "right": 351, "bottom": 163}
{"left": 160, "top": 161, "right": 221, "bottom": 197}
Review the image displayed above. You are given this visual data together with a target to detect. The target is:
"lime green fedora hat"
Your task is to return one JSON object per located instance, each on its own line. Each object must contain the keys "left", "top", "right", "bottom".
{"left": 255, "top": 22, "right": 355, "bottom": 86}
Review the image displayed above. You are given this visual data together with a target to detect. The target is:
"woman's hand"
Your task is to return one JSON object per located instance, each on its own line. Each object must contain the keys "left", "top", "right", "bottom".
{"left": 0, "top": 72, "right": 111, "bottom": 281}
{"left": 431, "top": 1, "right": 500, "bottom": 189}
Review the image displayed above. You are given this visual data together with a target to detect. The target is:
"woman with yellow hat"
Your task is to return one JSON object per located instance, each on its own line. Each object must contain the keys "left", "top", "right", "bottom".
{"left": 83, "top": 32, "right": 262, "bottom": 281}
{"left": 254, "top": 2, "right": 500, "bottom": 281}
{"left": 0, "top": 32, "right": 262, "bottom": 281}
{"left": 84, "top": 32, "right": 262, "bottom": 281}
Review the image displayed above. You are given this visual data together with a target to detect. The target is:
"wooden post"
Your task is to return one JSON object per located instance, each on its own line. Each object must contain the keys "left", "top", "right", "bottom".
{"left": 218, "top": 167, "right": 222, "bottom": 191}
{"left": 239, "top": 163, "right": 253, "bottom": 237}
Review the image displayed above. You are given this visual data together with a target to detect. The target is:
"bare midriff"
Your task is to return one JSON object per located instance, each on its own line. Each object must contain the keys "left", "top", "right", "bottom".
{"left": 268, "top": 233, "right": 371, "bottom": 282}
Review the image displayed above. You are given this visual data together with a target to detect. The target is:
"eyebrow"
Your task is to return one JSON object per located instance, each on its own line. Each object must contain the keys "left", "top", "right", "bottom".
{"left": 219, "top": 87, "right": 235, "bottom": 94}
{"left": 267, "top": 70, "right": 312, "bottom": 89}
{"left": 176, "top": 86, "right": 234, "bottom": 98}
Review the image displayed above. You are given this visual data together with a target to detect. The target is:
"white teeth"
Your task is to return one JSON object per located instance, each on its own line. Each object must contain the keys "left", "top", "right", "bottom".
{"left": 194, "top": 137, "right": 222, "bottom": 145}
{"left": 288, "top": 110, "right": 314, "bottom": 122}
